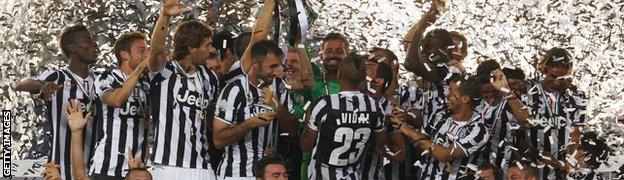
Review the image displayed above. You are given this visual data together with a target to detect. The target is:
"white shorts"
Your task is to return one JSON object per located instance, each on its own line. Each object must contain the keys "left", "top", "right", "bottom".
{"left": 151, "top": 165, "right": 216, "bottom": 180}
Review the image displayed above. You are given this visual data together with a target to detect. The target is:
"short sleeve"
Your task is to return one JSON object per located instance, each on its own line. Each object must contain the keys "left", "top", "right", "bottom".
{"left": 214, "top": 83, "right": 242, "bottom": 125}
{"left": 373, "top": 111, "right": 385, "bottom": 132}
{"left": 94, "top": 71, "right": 118, "bottom": 99}
{"left": 307, "top": 98, "right": 328, "bottom": 131}
{"left": 406, "top": 86, "right": 424, "bottom": 110}
{"left": 148, "top": 62, "right": 174, "bottom": 81}
{"left": 455, "top": 122, "right": 488, "bottom": 156}
{"left": 203, "top": 67, "right": 220, "bottom": 103}
{"left": 36, "top": 69, "right": 60, "bottom": 83}
{"left": 276, "top": 78, "right": 294, "bottom": 114}
{"left": 569, "top": 91, "right": 588, "bottom": 125}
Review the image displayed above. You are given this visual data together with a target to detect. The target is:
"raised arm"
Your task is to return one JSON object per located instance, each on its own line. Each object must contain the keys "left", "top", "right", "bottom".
{"left": 297, "top": 45, "right": 315, "bottom": 88}
{"left": 147, "top": 0, "right": 191, "bottom": 72}
{"left": 65, "top": 99, "right": 91, "bottom": 180}
{"left": 240, "top": 0, "right": 277, "bottom": 73}
{"left": 101, "top": 60, "right": 148, "bottom": 107}
{"left": 490, "top": 70, "right": 531, "bottom": 126}
{"left": 403, "top": 3, "right": 441, "bottom": 82}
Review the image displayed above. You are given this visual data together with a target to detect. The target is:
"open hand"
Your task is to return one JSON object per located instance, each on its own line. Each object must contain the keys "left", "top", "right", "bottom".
{"left": 163, "top": 0, "right": 191, "bottom": 17}
{"left": 490, "top": 69, "right": 510, "bottom": 93}
{"left": 65, "top": 99, "right": 91, "bottom": 132}
{"left": 260, "top": 87, "right": 279, "bottom": 108}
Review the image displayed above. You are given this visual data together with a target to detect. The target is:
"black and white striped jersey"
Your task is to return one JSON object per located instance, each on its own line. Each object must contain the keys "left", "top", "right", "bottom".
{"left": 360, "top": 98, "right": 392, "bottom": 180}
{"left": 89, "top": 69, "right": 150, "bottom": 177}
{"left": 390, "top": 85, "right": 427, "bottom": 180}
{"left": 420, "top": 64, "right": 463, "bottom": 129}
{"left": 475, "top": 99, "right": 520, "bottom": 172}
{"left": 524, "top": 83, "right": 587, "bottom": 180}
{"left": 221, "top": 60, "right": 245, "bottom": 85}
{"left": 396, "top": 85, "right": 424, "bottom": 112}
{"left": 307, "top": 91, "right": 385, "bottom": 179}
{"left": 37, "top": 68, "right": 98, "bottom": 180}
{"left": 421, "top": 111, "right": 488, "bottom": 180}
{"left": 214, "top": 75, "right": 293, "bottom": 177}
{"left": 148, "top": 60, "right": 220, "bottom": 169}
{"left": 362, "top": 85, "right": 424, "bottom": 180}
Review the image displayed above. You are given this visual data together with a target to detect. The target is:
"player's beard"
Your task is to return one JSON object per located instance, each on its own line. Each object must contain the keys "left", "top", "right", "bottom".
{"left": 323, "top": 57, "right": 341, "bottom": 74}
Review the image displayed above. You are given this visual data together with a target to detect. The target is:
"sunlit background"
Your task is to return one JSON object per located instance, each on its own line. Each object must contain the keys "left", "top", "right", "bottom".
{"left": 1, "top": 0, "right": 623, "bottom": 176}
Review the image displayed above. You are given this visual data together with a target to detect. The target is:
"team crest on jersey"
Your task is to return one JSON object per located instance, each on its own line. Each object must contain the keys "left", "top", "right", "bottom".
{"left": 278, "top": 81, "right": 286, "bottom": 93}
{"left": 216, "top": 98, "right": 234, "bottom": 111}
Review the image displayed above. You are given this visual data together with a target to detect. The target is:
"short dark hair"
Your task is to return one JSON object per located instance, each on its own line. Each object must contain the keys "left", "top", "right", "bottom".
{"left": 580, "top": 131, "right": 609, "bottom": 169}
{"left": 376, "top": 62, "right": 393, "bottom": 94}
{"left": 213, "top": 31, "right": 235, "bottom": 58}
{"left": 254, "top": 155, "right": 286, "bottom": 178}
{"left": 454, "top": 75, "right": 482, "bottom": 100}
{"left": 250, "top": 40, "right": 284, "bottom": 64}
{"left": 113, "top": 32, "right": 147, "bottom": 66}
{"left": 370, "top": 47, "right": 398, "bottom": 65}
{"left": 476, "top": 60, "right": 501, "bottom": 85}
{"left": 322, "top": 32, "right": 349, "bottom": 50}
{"left": 234, "top": 32, "right": 252, "bottom": 59}
{"left": 59, "top": 25, "right": 91, "bottom": 58}
{"left": 502, "top": 67, "right": 526, "bottom": 80}
{"left": 508, "top": 160, "right": 539, "bottom": 178}
{"left": 478, "top": 163, "right": 503, "bottom": 180}
{"left": 339, "top": 53, "right": 367, "bottom": 87}
{"left": 172, "top": 20, "right": 213, "bottom": 60}
{"left": 421, "top": 28, "right": 454, "bottom": 63}
{"left": 125, "top": 167, "right": 152, "bottom": 180}
{"left": 542, "top": 47, "right": 573, "bottom": 69}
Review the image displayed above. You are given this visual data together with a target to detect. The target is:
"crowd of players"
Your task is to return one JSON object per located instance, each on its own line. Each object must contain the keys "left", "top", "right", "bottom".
{"left": 15, "top": 0, "right": 611, "bottom": 179}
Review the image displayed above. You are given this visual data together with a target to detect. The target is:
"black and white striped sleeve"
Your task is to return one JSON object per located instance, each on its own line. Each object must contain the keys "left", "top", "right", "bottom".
{"left": 307, "top": 98, "right": 328, "bottom": 131}
{"left": 94, "top": 71, "right": 117, "bottom": 99}
{"left": 36, "top": 69, "right": 60, "bottom": 83}
{"left": 148, "top": 62, "right": 174, "bottom": 81}
{"left": 454, "top": 122, "right": 488, "bottom": 156}
{"left": 373, "top": 110, "right": 385, "bottom": 133}
{"left": 405, "top": 86, "right": 424, "bottom": 110}
{"left": 214, "top": 83, "right": 243, "bottom": 125}
{"left": 569, "top": 91, "right": 587, "bottom": 125}
{"left": 277, "top": 79, "right": 294, "bottom": 114}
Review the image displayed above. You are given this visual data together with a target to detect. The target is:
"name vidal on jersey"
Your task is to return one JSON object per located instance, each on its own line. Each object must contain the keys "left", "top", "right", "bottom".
{"left": 177, "top": 90, "right": 209, "bottom": 108}
{"left": 336, "top": 113, "right": 369, "bottom": 126}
